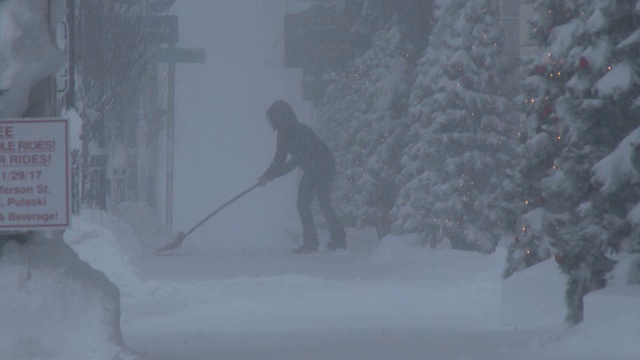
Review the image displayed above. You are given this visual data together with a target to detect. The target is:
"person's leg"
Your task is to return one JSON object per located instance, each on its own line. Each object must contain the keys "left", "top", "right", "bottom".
{"left": 295, "top": 171, "right": 319, "bottom": 252}
{"left": 316, "top": 173, "right": 346, "bottom": 250}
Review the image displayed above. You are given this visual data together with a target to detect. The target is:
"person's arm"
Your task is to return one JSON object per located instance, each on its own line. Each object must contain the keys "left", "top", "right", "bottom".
{"left": 277, "top": 156, "right": 300, "bottom": 177}
{"left": 262, "top": 151, "right": 285, "bottom": 182}
{"left": 261, "top": 132, "right": 289, "bottom": 182}
{"left": 262, "top": 152, "right": 300, "bottom": 181}
{"left": 260, "top": 135, "right": 302, "bottom": 185}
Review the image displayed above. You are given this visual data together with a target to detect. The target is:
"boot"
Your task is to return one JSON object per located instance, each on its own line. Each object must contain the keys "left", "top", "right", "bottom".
{"left": 292, "top": 242, "right": 319, "bottom": 254}
{"left": 326, "top": 228, "right": 347, "bottom": 251}
{"left": 293, "top": 228, "right": 319, "bottom": 254}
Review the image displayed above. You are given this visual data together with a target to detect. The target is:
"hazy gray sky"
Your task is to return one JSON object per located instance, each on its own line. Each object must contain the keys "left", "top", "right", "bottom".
{"left": 171, "top": 1, "right": 313, "bottom": 248}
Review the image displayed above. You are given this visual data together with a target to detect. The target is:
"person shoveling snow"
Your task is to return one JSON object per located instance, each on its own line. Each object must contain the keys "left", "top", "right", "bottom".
{"left": 158, "top": 100, "right": 347, "bottom": 255}
{"left": 257, "top": 100, "right": 347, "bottom": 254}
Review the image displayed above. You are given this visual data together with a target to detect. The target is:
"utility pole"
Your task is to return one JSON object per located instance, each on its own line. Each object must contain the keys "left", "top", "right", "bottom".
{"left": 66, "top": 0, "right": 76, "bottom": 110}
{"left": 166, "top": 42, "right": 177, "bottom": 232}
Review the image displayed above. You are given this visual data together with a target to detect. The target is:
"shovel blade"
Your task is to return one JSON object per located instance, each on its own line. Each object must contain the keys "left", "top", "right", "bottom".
{"left": 156, "top": 232, "right": 186, "bottom": 254}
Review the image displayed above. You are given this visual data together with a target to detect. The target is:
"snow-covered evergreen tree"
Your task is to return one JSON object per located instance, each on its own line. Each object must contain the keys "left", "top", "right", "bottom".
{"left": 503, "top": 0, "right": 585, "bottom": 278}
{"left": 318, "top": 18, "right": 415, "bottom": 234}
{"left": 591, "top": 127, "right": 640, "bottom": 255}
{"left": 553, "top": 0, "right": 640, "bottom": 324}
{"left": 391, "top": 0, "right": 514, "bottom": 252}
{"left": 505, "top": 0, "right": 640, "bottom": 324}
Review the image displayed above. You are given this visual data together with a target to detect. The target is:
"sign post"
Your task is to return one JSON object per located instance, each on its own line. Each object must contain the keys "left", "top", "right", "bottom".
{"left": 0, "top": 119, "right": 70, "bottom": 230}
{"left": 145, "top": 13, "right": 207, "bottom": 232}
{"left": 155, "top": 42, "right": 206, "bottom": 231}
{"left": 143, "top": 15, "right": 179, "bottom": 44}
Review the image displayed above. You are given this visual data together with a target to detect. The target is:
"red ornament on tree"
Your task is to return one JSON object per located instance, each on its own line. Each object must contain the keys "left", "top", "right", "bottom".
{"left": 579, "top": 56, "right": 589, "bottom": 69}
{"left": 535, "top": 64, "right": 545, "bottom": 75}
{"left": 542, "top": 103, "right": 553, "bottom": 118}
{"left": 554, "top": 254, "right": 565, "bottom": 265}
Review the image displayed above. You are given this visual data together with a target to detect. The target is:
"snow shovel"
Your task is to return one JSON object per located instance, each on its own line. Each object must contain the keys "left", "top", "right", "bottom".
{"left": 156, "top": 183, "right": 261, "bottom": 254}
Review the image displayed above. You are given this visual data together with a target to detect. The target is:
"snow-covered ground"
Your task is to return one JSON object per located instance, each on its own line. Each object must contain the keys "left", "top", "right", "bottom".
{"left": 63, "top": 207, "right": 640, "bottom": 360}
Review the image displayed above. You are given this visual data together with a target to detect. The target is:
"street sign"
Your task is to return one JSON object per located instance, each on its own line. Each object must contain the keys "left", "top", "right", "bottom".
{"left": 0, "top": 119, "right": 70, "bottom": 230}
{"left": 285, "top": 4, "right": 354, "bottom": 69}
{"left": 155, "top": 47, "right": 206, "bottom": 63}
{"left": 144, "top": 15, "right": 178, "bottom": 44}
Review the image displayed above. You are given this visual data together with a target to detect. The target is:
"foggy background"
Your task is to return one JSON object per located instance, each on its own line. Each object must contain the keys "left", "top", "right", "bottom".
{"left": 172, "top": 0, "right": 313, "bottom": 249}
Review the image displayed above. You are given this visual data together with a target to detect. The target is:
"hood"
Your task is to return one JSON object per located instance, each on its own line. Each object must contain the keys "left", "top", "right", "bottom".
{"left": 267, "top": 100, "right": 298, "bottom": 130}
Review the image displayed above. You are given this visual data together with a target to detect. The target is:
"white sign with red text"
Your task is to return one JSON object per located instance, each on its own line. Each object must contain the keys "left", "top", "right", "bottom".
{"left": 0, "top": 119, "right": 70, "bottom": 230}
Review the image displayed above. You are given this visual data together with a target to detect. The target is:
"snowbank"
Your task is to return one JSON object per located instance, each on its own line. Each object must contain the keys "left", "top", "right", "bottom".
{"left": 0, "top": 0, "right": 135, "bottom": 356}
{"left": 557, "top": 255, "right": 640, "bottom": 359}
{"left": 504, "top": 255, "right": 640, "bottom": 360}
{"left": 521, "top": 285, "right": 640, "bottom": 360}
{"left": 64, "top": 208, "right": 165, "bottom": 303}
{"left": 500, "top": 258, "right": 566, "bottom": 329}
{"left": 0, "top": 233, "right": 134, "bottom": 360}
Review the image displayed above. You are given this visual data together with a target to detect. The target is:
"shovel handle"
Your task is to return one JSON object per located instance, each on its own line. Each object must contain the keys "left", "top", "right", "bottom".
{"left": 181, "top": 183, "right": 261, "bottom": 240}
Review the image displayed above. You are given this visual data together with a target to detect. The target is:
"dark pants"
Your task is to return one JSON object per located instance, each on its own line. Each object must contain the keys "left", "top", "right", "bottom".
{"left": 296, "top": 167, "right": 345, "bottom": 248}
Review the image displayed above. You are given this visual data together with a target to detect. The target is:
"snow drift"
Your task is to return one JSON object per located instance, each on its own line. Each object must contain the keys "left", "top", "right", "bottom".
{"left": 0, "top": 233, "right": 134, "bottom": 360}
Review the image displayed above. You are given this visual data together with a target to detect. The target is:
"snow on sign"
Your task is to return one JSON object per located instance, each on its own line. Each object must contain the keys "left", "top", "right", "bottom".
{"left": 0, "top": 119, "right": 69, "bottom": 230}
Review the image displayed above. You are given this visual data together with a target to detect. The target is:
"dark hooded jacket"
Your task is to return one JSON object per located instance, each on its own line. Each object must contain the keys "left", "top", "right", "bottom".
{"left": 262, "top": 101, "right": 335, "bottom": 180}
